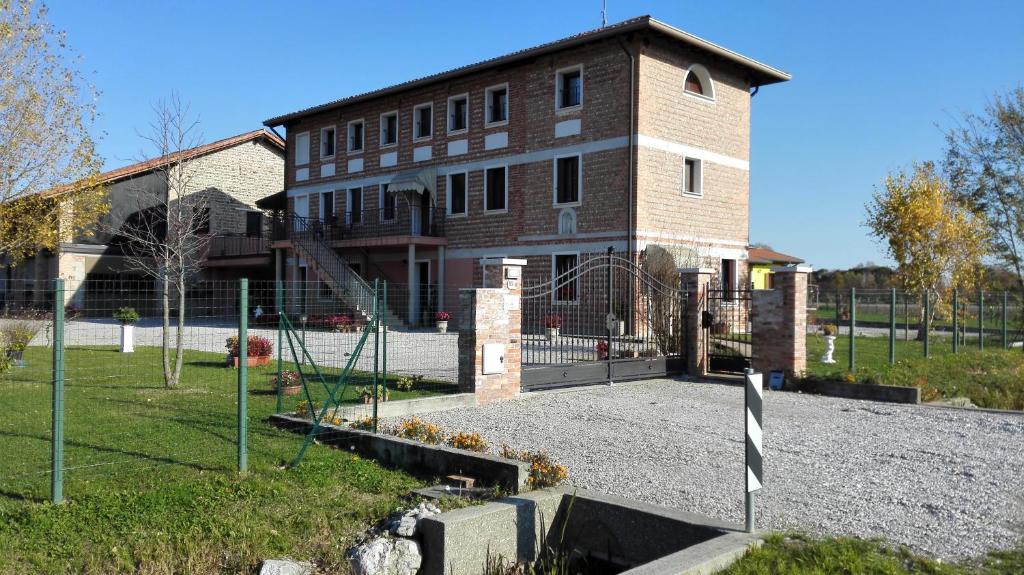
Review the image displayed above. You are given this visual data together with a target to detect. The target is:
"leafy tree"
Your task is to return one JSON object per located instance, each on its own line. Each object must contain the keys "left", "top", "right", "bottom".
{"left": 944, "top": 87, "right": 1024, "bottom": 288}
{"left": 864, "top": 163, "right": 989, "bottom": 335}
{"left": 0, "top": 0, "right": 106, "bottom": 264}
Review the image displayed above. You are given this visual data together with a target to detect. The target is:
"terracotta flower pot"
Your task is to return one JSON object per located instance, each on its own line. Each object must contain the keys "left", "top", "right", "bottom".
{"left": 280, "top": 384, "right": 302, "bottom": 396}
{"left": 230, "top": 355, "right": 271, "bottom": 368}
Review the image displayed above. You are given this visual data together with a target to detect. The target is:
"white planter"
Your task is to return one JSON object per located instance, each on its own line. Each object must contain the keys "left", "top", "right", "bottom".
{"left": 120, "top": 324, "right": 135, "bottom": 353}
{"left": 437, "top": 320, "right": 448, "bottom": 334}
{"left": 821, "top": 335, "right": 836, "bottom": 364}
{"left": 546, "top": 327, "right": 559, "bottom": 342}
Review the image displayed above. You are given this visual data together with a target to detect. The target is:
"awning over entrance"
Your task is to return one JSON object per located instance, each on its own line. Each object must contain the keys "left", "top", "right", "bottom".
{"left": 386, "top": 168, "right": 437, "bottom": 195}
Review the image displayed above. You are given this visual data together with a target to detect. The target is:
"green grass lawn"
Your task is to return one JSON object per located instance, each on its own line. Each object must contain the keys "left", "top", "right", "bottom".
{"left": 720, "top": 533, "right": 1024, "bottom": 575}
{"left": 0, "top": 345, "right": 456, "bottom": 574}
{"left": 804, "top": 334, "right": 1024, "bottom": 410}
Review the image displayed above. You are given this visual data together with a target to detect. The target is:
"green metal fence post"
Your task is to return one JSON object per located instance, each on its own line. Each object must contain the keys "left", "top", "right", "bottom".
{"left": 849, "top": 287, "right": 856, "bottom": 372}
{"left": 1002, "top": 291, "right": 1008, "bottom": 349}
{"left": 382, "top": 281, "right": 388, "bottom": 420}
{"left": 275, "top": 279, "right": 284, "bottom": 414}
{"left": 238, "top": 278, "right": 248, "bottom": 473}
{"left": 372, "top": 279, "right": 380, "bottom": 433}
{"left": 51, "top": 279, "right": 65, "bottom": 504}
{"left": 953, "top": 289, "right": 959, "bottom": 354}
{"left": 889, "top": 287, "right": 896, "bottom": 364}
{"left": 979, "top": 290, "right": 984, "bottom": 350}
{"left": 923, "top": 290, "right": 930, "bottom": 358}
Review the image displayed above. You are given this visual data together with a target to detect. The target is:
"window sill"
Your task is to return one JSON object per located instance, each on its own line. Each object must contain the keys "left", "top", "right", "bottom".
{"left": 447, "top": 128, "right": 469, "bottom": 136}
{"left": 483, "top": 209, "right": 508, "bottom": 216}
{"left": 379, "top": 143, "right": 398, "bottom": 149}
{"left": 683, "top": 91, "right": 715, "bottom": 103}
{"left": 553, "top": 201, "right": 581, "bottom": 209}
{"left": 682, "top": 192, "right": 703, "bottom": 199}
{"left": 347, "top": 149, "right": 364, "bottom": 156}
{"left": 446, "top": 212, "right": 468, "bottom": 219}
{"left": 484, "top": 120, "right": 509, "bottom": 129}
{"left": 413, "top": 136, "right": 433, "bottom": 143}
{"left": 319, "top": 156, "right": 335, "bottom": 162}
{"left": 555, "top": 105, "right": 582, "bottom": 115}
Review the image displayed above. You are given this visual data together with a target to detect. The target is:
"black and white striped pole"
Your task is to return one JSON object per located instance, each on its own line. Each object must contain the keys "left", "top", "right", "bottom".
{"left": 744, "top": 368, "right": 763, "bottom": 533}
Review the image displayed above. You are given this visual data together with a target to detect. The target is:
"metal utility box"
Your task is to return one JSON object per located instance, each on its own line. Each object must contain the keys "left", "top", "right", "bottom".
{"left": 482, "top": 343, "right": 505, "bottom": 374}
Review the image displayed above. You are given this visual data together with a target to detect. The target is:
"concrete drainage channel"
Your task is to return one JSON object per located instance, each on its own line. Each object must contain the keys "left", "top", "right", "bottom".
{"left": 270, "top": 414, "right": 759, "bottom": 575}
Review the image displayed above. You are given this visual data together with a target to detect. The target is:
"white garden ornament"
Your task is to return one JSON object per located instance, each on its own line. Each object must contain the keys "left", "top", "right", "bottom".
{"left": 120, "top": 323, "right": 135, "bottom": 353}
{"left": 821, "top": 335, "right": 836, "bottom": 364}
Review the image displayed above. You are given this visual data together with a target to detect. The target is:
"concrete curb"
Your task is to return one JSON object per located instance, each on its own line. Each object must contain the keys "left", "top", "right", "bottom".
{"left": 329, "top": 393, "right": 476, "bottom": 420}
{"left": 790, "top": 380, "right": 920, "bottom": 404}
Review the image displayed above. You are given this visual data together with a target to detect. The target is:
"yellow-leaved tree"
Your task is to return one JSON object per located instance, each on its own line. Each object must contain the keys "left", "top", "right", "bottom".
{"left": 864, "top": 162, "right": 989, "bottom": 338}
{"left": 0, "top": 0, "right": 107, "bottom": 265}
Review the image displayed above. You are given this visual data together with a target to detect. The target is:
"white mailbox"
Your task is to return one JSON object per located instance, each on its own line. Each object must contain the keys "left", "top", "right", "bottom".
{"left": 482, "top": 343, "right": 505, "bottom": 374}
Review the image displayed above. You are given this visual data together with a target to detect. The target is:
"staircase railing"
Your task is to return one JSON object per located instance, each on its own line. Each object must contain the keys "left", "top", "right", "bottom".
{"left": 288, "top": 214, "right": 376, "bottom": 317}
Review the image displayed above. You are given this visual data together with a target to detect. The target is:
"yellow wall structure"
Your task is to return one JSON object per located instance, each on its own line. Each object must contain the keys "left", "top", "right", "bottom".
{"left": 751, "top": 264, "right": 773, "bottom": 290}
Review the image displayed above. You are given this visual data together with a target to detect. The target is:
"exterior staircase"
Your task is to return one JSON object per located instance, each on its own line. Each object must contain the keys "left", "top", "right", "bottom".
{"left": 290, "top": 216, "right": 403, "bottom": 328}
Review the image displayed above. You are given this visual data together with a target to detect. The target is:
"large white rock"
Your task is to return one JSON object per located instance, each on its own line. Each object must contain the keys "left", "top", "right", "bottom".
{"left": 350, "top": 537, "right": 423, "bottom": 575}
{"left": 259, "top": 559, "right": 314, "bottom": 575}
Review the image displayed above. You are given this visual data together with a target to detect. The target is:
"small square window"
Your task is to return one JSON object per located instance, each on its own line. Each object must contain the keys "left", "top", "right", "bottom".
{"left": 484, "top": 166, "right": 506, "bottom": 212}
{"left": 414, "top": 103, "right": 432, "bottom": 139}
{"left": 485, "top": 84, "right": 508, "bottom": 125}
{"left": 448, "top": 95, "right": 468, "bottom": 133}
{"left": 683, "top": 158, "right": 702, "bottom": 196}
{"left": 380, "top": 112, "right": 398, "bottom": 146}
{"left": 556, "top": 66, "right": 582, "bottom": 110}
{"left": 348, "top": 120, "right": 364, "bottom": 153}
{"left": 554, "top": 155, "right": 581, "bottom": 205}
{"left": 448, "top": 172, "right": 467, "bottom": 216}
{"left": 320, "top": 127, "right": 335, "bottom": 158}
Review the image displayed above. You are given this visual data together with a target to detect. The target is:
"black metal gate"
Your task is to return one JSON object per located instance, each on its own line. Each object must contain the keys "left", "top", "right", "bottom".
{"left": 520, "top": 250, "right": 688, "bottom": 391}
{"left": 704, "top": 281, "right": 752, "bottom": 373}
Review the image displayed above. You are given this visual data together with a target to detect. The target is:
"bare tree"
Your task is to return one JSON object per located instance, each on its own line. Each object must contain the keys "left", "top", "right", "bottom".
{"left": 110, "top": 95, "right": 209, "bottom": 388}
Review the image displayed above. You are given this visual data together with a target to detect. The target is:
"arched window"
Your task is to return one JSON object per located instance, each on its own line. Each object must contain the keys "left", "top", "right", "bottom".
{"left": 558, "top": 208, "right": 577, "bottom": 235}
{"left": 684, "top": 65, "right": 714, "bottom": 100}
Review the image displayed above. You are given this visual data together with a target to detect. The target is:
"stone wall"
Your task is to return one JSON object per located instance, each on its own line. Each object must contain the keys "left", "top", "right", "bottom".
{"left": 751, "top": 267, "right": 810, "bottom": 376}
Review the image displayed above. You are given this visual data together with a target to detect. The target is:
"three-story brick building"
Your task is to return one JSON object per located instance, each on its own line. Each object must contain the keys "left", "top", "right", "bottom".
{"left": 263, "top": 16, "right": 789, "bottom": 326}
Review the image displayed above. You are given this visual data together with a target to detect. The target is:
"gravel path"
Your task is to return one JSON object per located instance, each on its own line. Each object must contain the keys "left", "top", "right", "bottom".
{"left": 409, "top": 380, "right": 1024, "bottom": 560}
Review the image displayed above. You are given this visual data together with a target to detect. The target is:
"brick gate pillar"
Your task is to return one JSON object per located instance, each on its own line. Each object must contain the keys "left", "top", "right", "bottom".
{"left": 458, "top": 258, "right": 526, "bottom": 405}
{"left": 751, "top": 266, "right": 812, "bottom": 376}
{"left": 680, "top": 267, "right": 715, "bottom": 377}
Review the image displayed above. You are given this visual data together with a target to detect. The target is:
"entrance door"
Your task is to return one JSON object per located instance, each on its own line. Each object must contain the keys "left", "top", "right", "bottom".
{"left": 419, "top": 192, "right": 431, "bottom": 236}
{"left": 416, "top": 260, "right": 432, "bottom": 325}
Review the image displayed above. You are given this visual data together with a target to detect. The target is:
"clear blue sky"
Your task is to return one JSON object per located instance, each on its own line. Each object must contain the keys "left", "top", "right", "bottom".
{"left": 48, "top": 0, "right": 1024, "bottom": 270}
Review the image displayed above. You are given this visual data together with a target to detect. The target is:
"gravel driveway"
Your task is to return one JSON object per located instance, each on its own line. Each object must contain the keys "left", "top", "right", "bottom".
{"left": 412, "top": 379, "right": 1024, "bottom": 560}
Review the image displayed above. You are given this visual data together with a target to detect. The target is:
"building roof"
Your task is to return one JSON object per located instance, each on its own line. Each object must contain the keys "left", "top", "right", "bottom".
{"left": 748, "top": 246, "right": 804, "bottom": 265}
{"left": 42, "top": 129, "right": 285, "bottom": 198}
{"left": 263, "top": 15, "right": 791, "bottom": 127}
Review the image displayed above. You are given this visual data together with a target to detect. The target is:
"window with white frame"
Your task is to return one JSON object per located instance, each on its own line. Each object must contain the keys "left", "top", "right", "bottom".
{"left": 553, "top": 253, "right": 579, "bottom": 302}
{"left": 295, "top": 132, "right": 310, "bottom": 165}
{"left": 380, "top": 111, "right": 398, "bottom": 147}
{"left": 447, "top": 172, "right": 467, "bottom": 216}
{"left": 556, "top": 65, "right": 582, "bottom": 110}
{"left": 721, "top": 258, "right": 737, "bottom": 301}
{"left": 413, "top": 103, "right": 432, "bottom": 140}
{"left": 321, "top": 190, "right": 335, "bottom": 223}
{"left": 378, "top": 184, "right": 397, "bottom": 222}
{"left": 448, "top": 94, "right": 468, "bottom": 133}
{"left": 554, "top": 154, "right": 581, "bottom": 205}
{"left": 684, "top": 64, "right": 715, "bottom": 100}
{"left": 347, "top": 120, "right": 364, "bottom": 153}
{"left": 683, "top": 157, "right": 703, "bottom": 196}
{"left": 347, "top": 187, "right": 363, "bottom": 224}
{"left": 485, "top": 84, "right": 508, "bottom": 125}
{"left": 320, "top": 127, "right": 335, "bottom": 158}
{"left": 484, "top": 166, "right": 507, "bottom": 212}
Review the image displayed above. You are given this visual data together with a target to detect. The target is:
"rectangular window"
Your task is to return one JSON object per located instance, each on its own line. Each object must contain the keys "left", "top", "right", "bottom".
{"left": 245, "top": 211, "right": 262, "bottom": 237}
{"left": 295, "top": 132, "right": 310, "bottom": 165}
{"left": 556, "top": 66, "right": 583, "bottom": 110}
{"left": 347, "top": 120, "right": 364, "bottom": 152}
{"left": 380, "top": 111, "right": 398, "bottom": 146}
{"left": 320, "top": 127, "right": 335, "bottom": 158}
{"left": 554, "top": 155, "right": 581, "bottom": 205}
{"left": 553, "top": 253, "right": 579, "bottom": 302}
{"left": 347, "top": 188, "right": 363, "bottom": 224}
{"left": 194, "top": 206, "right": 210, "bottom": 234}
{"left": 321, "top": 190, "right": 334, "bottom": 223}
{"left": 683, "top": 157, "right": 703, "bottom": 196}
{"left": 485, "top": 84, "right": 508, "bottom": 125}
{"left": 448, "top": 94, "right": 468, "bottom": 133}
{"left": 721, "top": 258, "right": 736, "bottom": 301}
{"left": 379, "top": 184, "right": 397, "bottom": 222}
{"left": 484, "top": 166, "right": 507, "bottom": 212}
{"left": 413, "top": 103, "right": 432, "bottom": 140}
{"left": 448, "top": 172, "right": 467, "bottom": 216}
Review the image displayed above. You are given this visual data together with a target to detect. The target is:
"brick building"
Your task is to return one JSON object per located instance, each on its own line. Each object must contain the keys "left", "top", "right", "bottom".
{"left": 2, "top": 129, "right": 285, "bottom": 309}
{"left": 262, "top": 16, "right": 789, "bottom": 326}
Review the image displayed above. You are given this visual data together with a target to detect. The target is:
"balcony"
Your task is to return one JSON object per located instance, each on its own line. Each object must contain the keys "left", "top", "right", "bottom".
{"left": 204, "top": 234, "right": 271, "bottom": 266}
{"left": 272, "top": 206, "right": 446, "bottom": 247}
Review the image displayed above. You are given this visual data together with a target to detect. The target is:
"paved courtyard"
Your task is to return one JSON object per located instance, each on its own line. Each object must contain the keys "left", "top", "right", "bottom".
{"left": 413, "top": 379, "right": 1024, "bottom": 560}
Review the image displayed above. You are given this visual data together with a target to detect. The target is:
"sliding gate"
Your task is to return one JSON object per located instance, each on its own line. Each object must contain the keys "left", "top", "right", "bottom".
{"left": 520, "top": 251, "right": 688, "bottom": 391}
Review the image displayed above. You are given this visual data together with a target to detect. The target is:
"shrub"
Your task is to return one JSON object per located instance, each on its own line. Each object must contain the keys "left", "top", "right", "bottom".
{"left": 225, "top": 335, "right": 273, "bottom": 357}
{"left": 113, "top": 307, "right": 140, "bottom": 325}
{"left": 349, "top": 416, "right": 376, "bottom": 430}
{"left": 393, "top": 374, "right": 424, "bottom": 392}
{"left": 271, "top": 370, "right": 300, "bottom": 388}
{"left": 294, "top": 400, "right": 318, "bottom": 418}
{"left": 822, "top": 323, "right": 838, "bottom": 336}
{"left": 393, "top": 417, "right": 444, "bottom": 444}
{"left": 324, "top": 314, "right": 354, "bottom": 332}
{"left": 543, "top": 314, "right": 562, "bottom": 329}
{"left": 359, "top": 386, "right": 389, "bottom": 403}
{"left": 435, "top": 311, "right": 451, "bottom": 322}
{"left": 596, "top": 341, "right": 609, "bottom": 359}
{"left": 1, "top": 320, "right": 40, "bottom": 353}
{"left": 500, "top": 444, "right": 568, "bottom": 488}
{"left": 448, "top": 432, "right": 488, "bottom": 452}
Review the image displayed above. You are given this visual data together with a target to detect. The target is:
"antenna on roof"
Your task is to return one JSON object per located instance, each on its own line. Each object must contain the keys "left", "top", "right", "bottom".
{"left": 601, "top": 0, "right": 607, "bottom": 27}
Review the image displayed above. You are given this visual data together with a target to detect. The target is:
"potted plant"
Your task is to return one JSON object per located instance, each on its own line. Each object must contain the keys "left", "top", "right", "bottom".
{"left": 271, "top": 370, "right": 302, "bottom": 396}
{"left": 435, "top": 311, "right": 450, "bottom": 334}
{"left": 113, "top": 307, "right": 140, "bottom": 353}
{"left": 543, "top": 314, "right": 562, "bottom": 341}
{"left": 596, "top": 340, "right": 609, "bottom": 360}
{"left": 1, "top": 321, "right": 38, "bottom": 367}
{"left": 820, "top": 323, "right": 838, "bottom": 364}
{"left": 359, "top": 386, "right": 389, "bottom": 404}
{"left": 325, "top": 314, "right": 354, "bottom": 332}
{"left": 225, "top": 335, "right": 273, "bottom": 367}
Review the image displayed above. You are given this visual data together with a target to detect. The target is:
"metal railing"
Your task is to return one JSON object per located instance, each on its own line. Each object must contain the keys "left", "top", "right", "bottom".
{"left": 206, "top": 235, "right": 270, "bottom": 258}
{"left": 271, "top": 206, "right": 445, "bottom": 242}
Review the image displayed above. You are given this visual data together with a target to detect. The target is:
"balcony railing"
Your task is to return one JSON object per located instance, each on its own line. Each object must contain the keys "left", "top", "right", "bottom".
{"left": 272, "top": 205, "right": 445, "bottom": 242}
{"left": 206, "top": 235, "right": 270, "bottom": 258}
